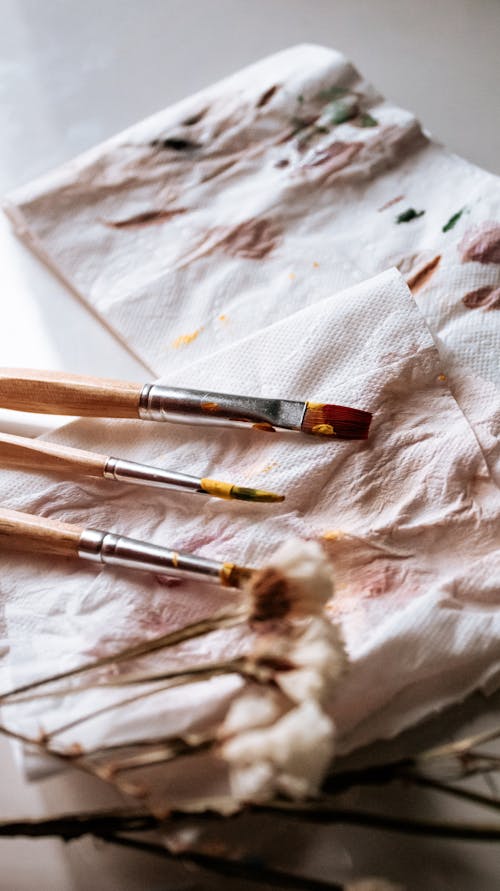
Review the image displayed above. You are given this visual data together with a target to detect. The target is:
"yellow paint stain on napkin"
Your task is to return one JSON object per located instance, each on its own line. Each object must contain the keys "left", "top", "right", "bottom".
{"left": 322, "top": 529, "right": 345, "bottom": 541}
{"left": 171, "top": 327, "right": 204, "bottom": 348}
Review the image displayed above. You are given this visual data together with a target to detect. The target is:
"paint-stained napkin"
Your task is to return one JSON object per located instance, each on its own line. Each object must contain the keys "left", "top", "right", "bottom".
{"left": 5, "top": 44, "right": 500, "bottom": 480}
{"left": 0, "top": 267, "right": 499, "bottom": 805}
{"left": 1, "top": 45, "right": 500, "bottom": 800}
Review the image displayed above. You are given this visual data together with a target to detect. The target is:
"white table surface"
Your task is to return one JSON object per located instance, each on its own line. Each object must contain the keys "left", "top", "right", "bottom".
{"left": 0, "top": 1, "right": 499, "bottom": 888}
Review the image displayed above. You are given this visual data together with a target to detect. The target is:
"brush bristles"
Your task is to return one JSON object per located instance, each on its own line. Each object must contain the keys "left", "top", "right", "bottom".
{"left": 199, "top": 478, "right": 285, "bottom": 503}
{"left": 231, "top": 486, "right": 285, "bottom": 504}
{"left": 301, "top": 402, "right": 372, "bottom": 440}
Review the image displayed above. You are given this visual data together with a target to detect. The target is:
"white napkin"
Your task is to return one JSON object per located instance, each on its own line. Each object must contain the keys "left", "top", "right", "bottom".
{"left": 4, "top": 43, "right": 500, "bottom": 402}
{"left": 1, "top": 44, "right": 500, "bottom": 802}
{"left": 1, "top": 268, "right": 499, "bottom": 806}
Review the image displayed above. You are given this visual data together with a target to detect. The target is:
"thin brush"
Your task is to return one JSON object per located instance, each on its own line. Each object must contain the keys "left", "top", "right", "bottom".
{"left": 0, "top": 432, "right": 283, "bottom": 503}
{"left": 0, "top": 369, "right": 372, "bottom": 440}
{"left": 0, "top": 507, "right": 254, "bottom": 588}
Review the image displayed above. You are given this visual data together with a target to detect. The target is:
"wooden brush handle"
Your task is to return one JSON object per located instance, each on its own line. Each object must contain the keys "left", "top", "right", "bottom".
{"left": 0, "top": 369, "right": 142, "bottom": 418}
{"left": 0, "top": 508, "right": 83, "bottom": 558}
{"left": 0, "top": 432, "right": 108, "bottom": 478}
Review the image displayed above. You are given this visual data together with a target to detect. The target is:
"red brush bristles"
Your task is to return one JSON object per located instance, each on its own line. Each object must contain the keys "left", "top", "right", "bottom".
{"left": 301, "top": 402, "right": 372, "bottom": 440}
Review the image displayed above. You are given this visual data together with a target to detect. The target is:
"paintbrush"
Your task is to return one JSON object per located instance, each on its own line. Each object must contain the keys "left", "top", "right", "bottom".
{"left": 0, "top": 369, "right": 372, "bottom": 439}
{"left": 0, "top": 507, "right": 253, "bottom": 588}
{"left": 0, "top": 432, "right": 283, "bottom": 503}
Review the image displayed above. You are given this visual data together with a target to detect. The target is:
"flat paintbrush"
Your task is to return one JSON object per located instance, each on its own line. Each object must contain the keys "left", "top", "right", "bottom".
{"left": 0, "top": 369, "right": 372, "bottom": 439}
{"left": 0, "top": 432, "right": 283, "bottom": 503}
{"left": 0, "top": 507, "right": 253, "bottom": 588}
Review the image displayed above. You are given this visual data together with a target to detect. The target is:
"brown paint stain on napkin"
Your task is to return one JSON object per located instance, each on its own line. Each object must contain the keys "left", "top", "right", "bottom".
{"left": 407, "top": 255, "right": 441, "bottom": 293}
{"left": 103, "top": 208, "right": 188, "bottom": 229}
{"left": 256, "top": 85, "right": 279, "bottom": 108}
{"left": 459, "top": 222, "right": 500, "bottom": 264}
{"left": 463, "top": 286, "right": 500, "bottom": 310}
{"left": 180, "top": 217, "right": 282, "bottom": 267}
{"left": 305, "top": 141, "right": 361, "bottom": 171}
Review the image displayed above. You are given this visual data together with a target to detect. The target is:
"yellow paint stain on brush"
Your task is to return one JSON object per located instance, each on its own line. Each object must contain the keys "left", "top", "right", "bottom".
{"left": 200, "top": 477, "right": 284, "bottom": 503}
{"left": 311, "top": 423, "right": 336, "bottom": 435}
{"left": 171, "top": 552, "right": 179, "bottom": 568}
{"left": 200, "top": 478, "right": 234, "bottom": 500}
{"left": 219, "top": 562, "right": 253, "bottom": 589}
{"left": 171, "top": 327, "right": 204, "bottom": 348}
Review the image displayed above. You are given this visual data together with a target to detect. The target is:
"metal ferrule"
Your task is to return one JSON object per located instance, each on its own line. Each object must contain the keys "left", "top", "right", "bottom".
{"left": 78, "top": 528, "right": 224, "bottom": 584}
{"left": 138, "top": 383, "right": 305, "bottom": 432}
{"left": 103, "top": 457, "right": 202, "bottom": 495}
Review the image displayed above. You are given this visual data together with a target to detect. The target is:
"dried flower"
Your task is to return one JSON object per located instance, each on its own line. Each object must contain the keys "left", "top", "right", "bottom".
{"left": 260, "top": 616, "right": 347, "bottom": 705}
{"left": 247, "top": 539, "right": 334, "bottom": 621}
{"left": 220, "top": 698, "right": 335, "bottom": 802}
{"left": 220, "top": 688, "right": 283, "bottom": 737}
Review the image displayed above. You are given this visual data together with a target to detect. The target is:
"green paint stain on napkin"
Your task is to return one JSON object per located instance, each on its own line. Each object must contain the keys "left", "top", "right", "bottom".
{"left": 442, "top": 208, "right": 465, "bottom": 232}
{"left": 396, "top": 207, "right": 425, "bottom": 224}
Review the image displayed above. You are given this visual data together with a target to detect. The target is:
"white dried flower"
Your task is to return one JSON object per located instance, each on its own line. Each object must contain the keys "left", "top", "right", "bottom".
{"left": 250, "top": 615, "right": 346, "bottom": 705}
{"left": 220, "top": 689, "right": 283, "bottom": 737}
{"left": 248, "top": 538, "right": 334, "bottom": 621}
{"left": 221, "top": 699, "right": 335, "bottom": 803}
{"left": 276, "top": 616, "right": 346, "bottom": 705}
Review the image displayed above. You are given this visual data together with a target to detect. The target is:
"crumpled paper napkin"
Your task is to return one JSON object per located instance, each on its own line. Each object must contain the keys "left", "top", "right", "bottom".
{"left": 4, "top": 44, "right": 500, "bottom": 399}
{"left": 1, "top": 45, "right": 500, "bottom": 801}
{"left": 5, "top": 43, "right": 499, "bottom": 484}
{"left": 0, "top": 268, "right": 499, "bottom": 806}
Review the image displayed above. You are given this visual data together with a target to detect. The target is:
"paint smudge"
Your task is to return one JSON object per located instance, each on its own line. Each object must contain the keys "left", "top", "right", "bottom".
{"left": 296, "top": 122, "right": 324, "bottom": 152}
{"left": 442, "top": 207, "right": 465, "bottom": 233}
{"left": 317, "top": 85, "right": 349, "bottom": 102}
{"left": 378, "top": 195, "right": 404, "bottom": 212}
{"left": 253, "top": 422, "right": 276, "bottom": 433}
{"left": 462, "top": 286, "right": 500, "bottom": 310}
{"left": 277, "top": 114, "right": 320, "bottom": 148}
{"left": 313, "top": 261, "right": 320, "bottom": 268}
{"left": 102, "top": 208, "right": 187, "bottom": 229}
{"left": 274, "top": 159, "right": 290, "bottom": 168}
{"left": 437, "top": 374, "right": 447, "bottom": 382}
{"left": 322, "top": 96, "right": 359, "bottom": 125}
{"left": 182, "top": 108, "right": 207, "bottom": 126}
{"left": 218, "top": 314, "right": 228, "bottom": 323}
{"left": 256, "top": 84, "right": 279, "bottom": 108}
{"left": 407, "top": 254, "right": 441, "bottom": 292}
{"left": 179, "top": 218, "right": 281, "bottom": 267}
{"left": 259, "top": 461, "right": 278, "bottom": 474}
{"left": 151, "top": 137, "right": 200, "bottom": 151}
{"left": 240, "top": 460, "right": 278, "bottom": 479}
{"left": 356, "top": 112, "right": 378, "bottom": 128}
{"left": 396, "top": 207, "right": 425, "bottom": 224}
{"left": 312, "top": 423, "right": 335, "bottom": 436}
{"left": 459, "top": 222, "right": 500, "bottom": 264}
{"left": 305, "top": 141, "right": 361, "bottom": 171}
{"left": 209, "top": 218, "right": 281, "bottom": 261}
{"left": 322, "top": 529, "right": 345, "bottom": 541}
{"left": 171, "top": 327, "right": 203, "bottom": 348}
